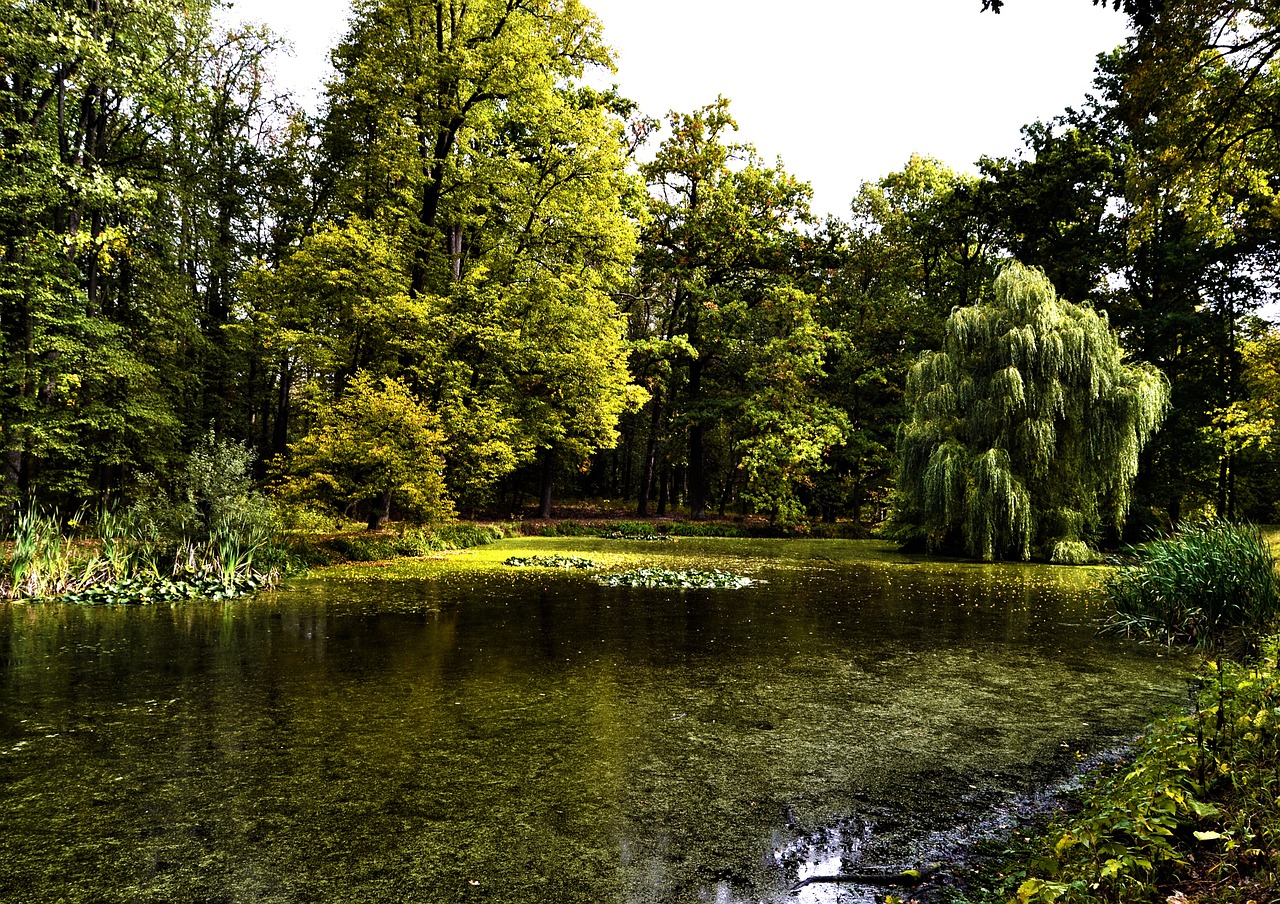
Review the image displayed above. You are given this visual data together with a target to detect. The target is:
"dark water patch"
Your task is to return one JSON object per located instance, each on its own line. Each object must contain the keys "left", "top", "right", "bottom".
{"left": 0, "top": 540, "right": 1187, "bottom": 903}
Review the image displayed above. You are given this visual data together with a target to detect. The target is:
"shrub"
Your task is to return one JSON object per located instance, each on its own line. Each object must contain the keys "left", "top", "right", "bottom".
{"left": 662, "top": 521, "right": 747, "bottom": 538}
{"left": 996, "top": 653, "right": 1280, "bottom": 904}
{"left": 1104, "top": 521, "right": 1280, "bottom": 653}
{"left": 323, "top": 523, "right": 504, "bottom": 562}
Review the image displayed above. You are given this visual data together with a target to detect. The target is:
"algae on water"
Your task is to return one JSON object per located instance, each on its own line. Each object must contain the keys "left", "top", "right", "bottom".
{"left": 0, "top": 537, "right": 1187, "bottom": 904}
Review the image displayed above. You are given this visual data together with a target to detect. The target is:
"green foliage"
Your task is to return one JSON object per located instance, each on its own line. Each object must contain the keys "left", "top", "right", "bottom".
{"left": 129, "top": 432, "right": 274, "bottom": 544}
{"left": 323, "top": 523, "right": 505, "bottom": 562}
{"left": 804, "top": 159, "right": 996, "bottom": 527}
{"left": 598, "top": 521, "right": 658, "bottom": 537}
{"left": 983, "top": 652, "right": 1280, "bottom": 904}
{"left": 596, "top": 568, "right": 761, "bottom": 589}
{"left": 2, "top": 498, "right": 280, "bottom": 603}
{"left": 661, "top": 521, "right": 747, "bottom": 538}
{"left": 60, "top": 573, "right": 272, "bottom": 606}
{"left": 315, "top": 0, "right": 644, "bottom": 509}
{"left": 534, "top": 520, "right": 598, "bottom": 537}
{"left": 625, "top": 99, "right": 844, "bottom": 522}
{"left": 893, "top": 262, "right": 1170, "bottom": 561}
{"left": 1104, "top": 521, "right": 1280, "bottom": 652}
{"left": 280, "top": 372, "right": 452, "bottom": 528}
{"left": 596, "top": 565, "right": 762, "bottom": 589}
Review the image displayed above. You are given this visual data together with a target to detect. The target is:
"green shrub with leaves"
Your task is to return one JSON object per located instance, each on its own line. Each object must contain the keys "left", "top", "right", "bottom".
{"left": 280, "top": 372, "right": 453, "bottom": 529}
{"left": 978, "top": 652, "right": 1280, "bottom": 904}
{"left": 1104, "top": 521, "right": 1280, "bottom": 653}
{"left": 129, "top": 431, "right": 275, "bottom": 545}
{"left": 323, "top": 523, "right": 504, "bottom": 562}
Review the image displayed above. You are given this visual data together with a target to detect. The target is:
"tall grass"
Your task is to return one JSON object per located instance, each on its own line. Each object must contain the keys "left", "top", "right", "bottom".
{"left": 4, "top": 508, "right": 87, "bottom": 598}
{"left": 2, "top": 504, "right": 282, "bottom": 603}
{"left": 1105, "top": 520, "right": 1280, "bottom": 653}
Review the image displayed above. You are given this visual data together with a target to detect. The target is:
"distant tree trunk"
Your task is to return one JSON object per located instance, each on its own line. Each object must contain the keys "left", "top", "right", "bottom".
{"left": 718, "top": 473, "right": 735, "bottom": 517}
{"left": 272, "top": 359, "right": 293, "bottom": 457}
{"left": 638, "top": 398, "right": 662, "bottom": 516}
{"left": 687, "top": 359, "right": 707, "bottom": 520}
{"left": 539, "top": 446, "right": 555, "bottom": 519}
{"left": 657, "top": 466, "right": 669, "bottom": 516}
{"left": 1218, "top": 451, "right": 1234, "bottom": 520}
{"left": 368, "top": 490, "right": 392, "bottom": 530}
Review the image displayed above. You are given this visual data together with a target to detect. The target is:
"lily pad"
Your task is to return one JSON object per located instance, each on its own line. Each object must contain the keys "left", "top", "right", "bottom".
{"left": 502, "top": 555, "right": 598, "bottom": 569}
{"left": 595, "top": 567, "right": 761, "bottom": 589}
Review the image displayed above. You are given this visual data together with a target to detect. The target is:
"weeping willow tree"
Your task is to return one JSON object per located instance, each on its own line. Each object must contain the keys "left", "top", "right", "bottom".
{"left": 893, "top": 262, "right": 1170, "bottom": 562}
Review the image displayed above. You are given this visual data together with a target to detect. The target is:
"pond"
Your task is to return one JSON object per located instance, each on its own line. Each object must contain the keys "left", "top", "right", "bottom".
{"left": 0, "top": 538, "right": 1188, "bottom": 904}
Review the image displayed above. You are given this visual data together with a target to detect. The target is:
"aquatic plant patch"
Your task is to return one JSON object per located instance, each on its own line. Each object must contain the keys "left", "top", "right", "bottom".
{"left": 1104, "top": 520, "right": 1280, "bottom": 652}
{"left": 57, "top": 573, "right": 273, "bottom": 605}
{"left": 502, "top": 555, "right": 598, "bottom": 569}
{"left": 595, "top": 567, "right": 761, "bottom": 588}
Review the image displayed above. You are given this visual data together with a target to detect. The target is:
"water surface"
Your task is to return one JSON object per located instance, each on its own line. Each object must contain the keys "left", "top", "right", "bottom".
{"left": 0, "top": 539, "right": 1187, "bottom": 903}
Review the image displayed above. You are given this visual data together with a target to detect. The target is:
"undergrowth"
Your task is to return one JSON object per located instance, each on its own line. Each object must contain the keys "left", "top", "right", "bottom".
{"left": 958, "top": 648, "right": 1280, "bottom": 904}
{"left": 321, "top": 523, "right": 509, "bottom": 562}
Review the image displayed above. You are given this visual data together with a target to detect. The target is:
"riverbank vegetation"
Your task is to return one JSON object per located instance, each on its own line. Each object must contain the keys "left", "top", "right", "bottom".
{"left": 953, "top": 524, "right": 1280, "bottom": 904}
{"left": 958, "top": 650, "right": 1280, "bottom": 904}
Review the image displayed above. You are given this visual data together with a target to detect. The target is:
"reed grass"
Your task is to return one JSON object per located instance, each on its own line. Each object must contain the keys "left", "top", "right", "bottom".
{"left": 2, "top": 504, "right": 281, "bottom": 604}
{"left": 1104, "top": 520, "right": 1280, "bottom": 653}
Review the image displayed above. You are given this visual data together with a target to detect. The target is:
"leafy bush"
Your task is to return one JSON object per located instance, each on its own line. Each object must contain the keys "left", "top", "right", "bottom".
{"left": 662, "top": 521, "right": 747, "bottom": 538}
{"left": 535, "top": 520, "right": 597, "bottom": 537}
{"left": 323, "top": 523, "right": 504, "bottom": 562}
{"left": 985, "top": 653, "right": 1280, "bottom": 904}
{"left": 278, "top": 373, "right": 453, "bottom": 529}
{"left": 599, "top": 521, "right": 658, "bottom": 537}
{"left": 129, "top": 432, "right": 275, "bottom": 545}
{"left": 1104, "top": 521, "right": 1280, "bottom": 652}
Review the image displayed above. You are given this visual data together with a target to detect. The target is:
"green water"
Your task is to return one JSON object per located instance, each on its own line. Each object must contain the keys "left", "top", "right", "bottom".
{"left": 0, "top": 538, "right": 1188, "bottom": 903}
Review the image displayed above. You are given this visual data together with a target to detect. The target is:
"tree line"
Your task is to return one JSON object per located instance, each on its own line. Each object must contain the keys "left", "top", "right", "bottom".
{"left": 1, "top": 0, "right": 1277, "bottom": 551}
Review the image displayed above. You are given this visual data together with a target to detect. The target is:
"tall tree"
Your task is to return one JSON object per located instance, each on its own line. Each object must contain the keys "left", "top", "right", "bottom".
{"left": 627, "top": 99, "right": 844, "bottom": 523}
{"left": 803, "top": 157, "right": 997, "bottom": 525}
{"left": 290, "top": 0, "right": 643, "bottom": 513}
{"left": 893, "top": 262, "right": 1169, "bottom": 561}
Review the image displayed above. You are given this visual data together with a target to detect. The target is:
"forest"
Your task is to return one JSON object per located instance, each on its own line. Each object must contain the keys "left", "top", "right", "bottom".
{"left": 2, "top": 0, "right": 1278, "bottom": 559}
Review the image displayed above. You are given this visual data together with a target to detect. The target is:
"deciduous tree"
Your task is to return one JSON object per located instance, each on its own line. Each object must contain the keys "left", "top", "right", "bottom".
{"left": 893, "top": 262, "right": 1169, "bottom": 561}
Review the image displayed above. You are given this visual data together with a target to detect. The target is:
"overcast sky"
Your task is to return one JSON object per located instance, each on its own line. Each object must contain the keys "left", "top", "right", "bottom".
{"left": 218, "top": 0, "right": 1133, "bottom": 220}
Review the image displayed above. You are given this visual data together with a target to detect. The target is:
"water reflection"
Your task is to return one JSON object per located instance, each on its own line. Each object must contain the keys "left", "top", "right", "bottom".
{"left": 0, "top": 540, "right": 1186, "bottom": 903}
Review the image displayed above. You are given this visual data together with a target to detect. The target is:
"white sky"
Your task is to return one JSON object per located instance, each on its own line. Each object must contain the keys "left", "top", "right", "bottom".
{"left": 219, "top": 0, "right": 1132, "bottom": 220}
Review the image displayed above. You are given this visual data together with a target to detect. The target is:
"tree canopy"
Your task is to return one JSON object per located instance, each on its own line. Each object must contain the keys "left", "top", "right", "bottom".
{"left": 893, "top": 263, "right": 1169, "bottom": 561}
{"left": 1, "top": 0, "right": 1276, "bottom": 544}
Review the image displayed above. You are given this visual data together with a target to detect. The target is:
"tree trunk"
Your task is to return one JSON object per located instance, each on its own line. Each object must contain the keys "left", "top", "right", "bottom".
{"left": 687, "top": 359, "right": 707, "bottom": 520}
{"left": 272, "top": 359, "right": 293, "bottom": 457}
{"left": 638, "top": 397, "right": 662, "bottom": 516}
{"left": 367, "top": 490, "right": 391, "bottom": 530}
{"left": 538, "top": 446, "right": 555, "bottom": 519}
